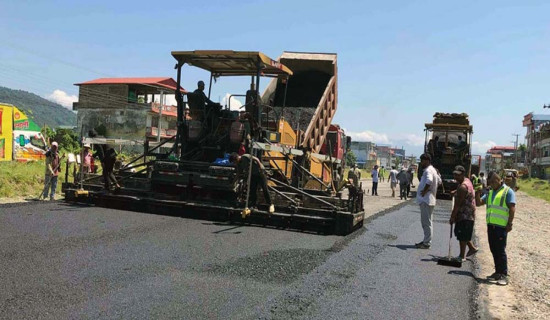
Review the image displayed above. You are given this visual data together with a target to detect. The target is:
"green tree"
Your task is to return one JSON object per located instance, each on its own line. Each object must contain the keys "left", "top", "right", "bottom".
{"left": 53, "top": 128, "right": 80, "bottom": 153}
{"left": 41, "top": 126, "right": 55, "bottom": 142}
{"left": 346, "top": 149, "right": 357, "bottom": 167}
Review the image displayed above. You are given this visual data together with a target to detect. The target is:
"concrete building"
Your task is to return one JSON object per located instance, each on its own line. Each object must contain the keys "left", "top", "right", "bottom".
{"left": 485, "top": 146, "right": 517, "bottom": 173}
{"left": 523, "top": 112, "right": 550, "bottom": 178}
{"left": 74, "top": 77, "right": 186, "bottom": 143}
{"left": 350, "top": 141, "right": 377, "bottom": 168}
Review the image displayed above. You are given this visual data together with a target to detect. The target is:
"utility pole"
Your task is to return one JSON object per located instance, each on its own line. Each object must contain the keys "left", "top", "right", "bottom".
{"left": 512, "top": 133, "right": 520, "bottom": 168}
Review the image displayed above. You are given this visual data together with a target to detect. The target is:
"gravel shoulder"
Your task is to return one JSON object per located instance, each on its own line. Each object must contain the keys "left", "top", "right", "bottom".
{"left": 475, "top": 191, "right": 550, "bottom": 319}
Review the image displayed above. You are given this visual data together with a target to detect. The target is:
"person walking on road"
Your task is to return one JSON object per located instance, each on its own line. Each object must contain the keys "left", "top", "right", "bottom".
{"left": 475, "top": 171, "right": 516, "bottom": 286}
{"left": 415, "top": 153, "right": 441, "bottom": 249}
{"left": 371, "top": 165, "right": 379, "bottom": 196}
{"left": 407, "top": 167, "right": 414, "bottom": 197}
{"left": 42, "top": 141, "right": 60, "bottom": 200}
{"left": 379, "top": 166, "right": 386, "bottom": 182}
{"left": 388, "top": 166, "right": 398, "bottom": 197}
{"left": 396, "top": 168, "right": 410, "bottom": 200}
{"left": 449, "top": 165, "right": 479, "bottom": 261}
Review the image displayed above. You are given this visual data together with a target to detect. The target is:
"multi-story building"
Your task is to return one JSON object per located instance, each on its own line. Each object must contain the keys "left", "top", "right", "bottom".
{"left": 485, "top": 146, "right": 517, "bottom": 173}
{"left": 349, "top": 141, "right": 377, "bottom": 168}
{"left": 523, "top": 112, "right": 550, "bottom": 178}
{"left": 74, "top": 77, "right": 186, "bottom": 143}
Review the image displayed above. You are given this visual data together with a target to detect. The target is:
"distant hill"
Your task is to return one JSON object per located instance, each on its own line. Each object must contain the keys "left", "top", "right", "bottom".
{"left": 0, "top": 86, "right": 76, "bottom": 128}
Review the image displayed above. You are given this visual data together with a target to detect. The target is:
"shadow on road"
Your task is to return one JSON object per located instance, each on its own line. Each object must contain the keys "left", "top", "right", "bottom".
{"left": 447, "top": 270, "right": 491, "bottom": 284}
{"left": 387, "top": 244, "right": 417, "bottom": 250}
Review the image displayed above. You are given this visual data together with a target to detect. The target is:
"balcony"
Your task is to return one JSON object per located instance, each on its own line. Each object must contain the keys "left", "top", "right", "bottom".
{"left": 146, "top": 126, "right": 177, "bottom": 138}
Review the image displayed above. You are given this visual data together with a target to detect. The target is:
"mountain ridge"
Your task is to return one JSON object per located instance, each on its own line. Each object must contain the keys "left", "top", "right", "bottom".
{"left": 0, "top": 86, "right": 77, "bottom": 128}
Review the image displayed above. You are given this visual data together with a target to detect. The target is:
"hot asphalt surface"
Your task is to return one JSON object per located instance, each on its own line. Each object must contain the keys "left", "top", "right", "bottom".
{"left": 0, "top": 199, "right": 477, "bottom": 319}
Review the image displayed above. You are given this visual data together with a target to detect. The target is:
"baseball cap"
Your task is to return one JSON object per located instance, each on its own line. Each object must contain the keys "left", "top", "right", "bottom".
{"left": 453, "top": 165, "right": 466, "bottom": 175}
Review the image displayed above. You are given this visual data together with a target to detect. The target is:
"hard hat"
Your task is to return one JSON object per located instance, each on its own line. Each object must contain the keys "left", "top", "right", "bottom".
{"left": 83, "top": 143, "right": 91, "bottom": 148}
{"left": 51, "top": 142, "right": 58, "bottom": 147}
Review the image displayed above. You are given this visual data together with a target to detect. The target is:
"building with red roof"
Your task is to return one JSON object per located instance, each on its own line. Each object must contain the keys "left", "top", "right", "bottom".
{"left": 74, "top": 77, "right": 186, "bottom": 143}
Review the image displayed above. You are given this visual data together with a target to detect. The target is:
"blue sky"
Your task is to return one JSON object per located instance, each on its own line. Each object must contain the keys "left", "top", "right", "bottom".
{"left": 1, "top": 0, "right": 550, "bottom": 156}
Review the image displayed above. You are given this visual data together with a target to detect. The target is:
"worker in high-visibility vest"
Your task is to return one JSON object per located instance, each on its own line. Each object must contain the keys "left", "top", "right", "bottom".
{"left": 475, "top": 171, "right": 516, "bottom": 286}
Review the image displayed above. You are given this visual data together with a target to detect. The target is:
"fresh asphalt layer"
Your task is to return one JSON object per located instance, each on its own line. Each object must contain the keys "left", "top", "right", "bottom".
{"left": 0, "top": 199, "right": 477, "bottom": 319}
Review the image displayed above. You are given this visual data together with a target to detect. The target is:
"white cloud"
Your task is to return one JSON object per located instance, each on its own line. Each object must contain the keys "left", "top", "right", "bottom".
{"left": 395, "top": 133, "right": 425, "bottom": 146}
{"left": 47, "top": 89, "right": 78, "bottom": 109}
{"left": 472, "top": 140, "right": 497, "bottom": 155}
{"left": 346, "top": 130, "right": 391, "bottom": 144}
{"left": 221, "top": 93, "right": 243, "bottom": 111}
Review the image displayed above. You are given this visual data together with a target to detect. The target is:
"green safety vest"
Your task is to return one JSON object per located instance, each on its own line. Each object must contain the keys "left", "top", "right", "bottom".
{"left": 486, "top": 186, "right": 510, "bottom": 227}
{"left": 472, "top": 175, "right": 479, "bottom": 185}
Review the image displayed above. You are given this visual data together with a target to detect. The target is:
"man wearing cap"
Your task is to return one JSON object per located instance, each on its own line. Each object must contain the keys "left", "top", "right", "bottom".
{"left": 42, "top": 141, "right": 60, "bottom": 200}
{"left": 449, "top": 165, "right": 479, "bottom": 261}
{"left": 475, "top": 171, "right": 516, "bottom": 286}
{"left": 415, "top": 153, "right": 441, "bottom": 249}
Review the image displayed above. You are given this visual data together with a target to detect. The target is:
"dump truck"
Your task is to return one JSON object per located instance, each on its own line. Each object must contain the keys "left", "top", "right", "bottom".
{"left": 0, "top": 103, "right": 47, "bottom": 162}
{"left": 423, "top": 112, "right": 473, "bottom": 196}
{"left": 64, "top": 50, "right": 364, "bottom": 235}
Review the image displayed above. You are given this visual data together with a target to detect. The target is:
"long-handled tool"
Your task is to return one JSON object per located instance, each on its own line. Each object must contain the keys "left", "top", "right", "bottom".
{"left": 37, "top": 154, "right": 65, "bottom": 200}
{"left": 437, "top": 223, "right": 462, "bottom": 267}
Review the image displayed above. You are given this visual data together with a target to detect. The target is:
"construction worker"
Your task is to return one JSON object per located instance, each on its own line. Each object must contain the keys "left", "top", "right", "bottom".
{"left": 348, "top": 164, "right": 361, "bottom": 188}
{"left": 42, "top": 141, "right": 60, "bottom": 200}
{"left": 475, "top": 171, "right": 516, "bottom": 286}
{"left": 379, "top": 166, "right": 386, "bottom": 182}
{"left": 193, "top": 81, "right": 216, "bottom": 107}
{"left": 89, "top": 129, "right": 120, "bottom": 192}
{"left": 471, "top": 173, "right": 480, "bottom": 190}
{"left": 230, "top": 152, "right": 275, "bottom": 213}
{"left": 449, "top": 165, "right": 479, "bottom": 261}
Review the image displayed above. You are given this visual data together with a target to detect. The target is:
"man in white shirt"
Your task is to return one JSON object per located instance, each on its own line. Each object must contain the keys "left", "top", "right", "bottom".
{"left": 388, "top": 166, "right": 399, "bottom": 197}
{"left": 415, "top": 153, "right": 441, "bottom": 249}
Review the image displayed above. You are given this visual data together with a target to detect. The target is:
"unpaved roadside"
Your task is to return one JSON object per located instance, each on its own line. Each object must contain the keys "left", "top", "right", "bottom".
{"left": 475, "top": 191, "right": 550, "bottom": 319}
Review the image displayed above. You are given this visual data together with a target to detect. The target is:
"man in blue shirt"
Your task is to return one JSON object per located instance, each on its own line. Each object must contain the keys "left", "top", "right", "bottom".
{"left": 475, "top": 171, "right": 516, "bottom": 286}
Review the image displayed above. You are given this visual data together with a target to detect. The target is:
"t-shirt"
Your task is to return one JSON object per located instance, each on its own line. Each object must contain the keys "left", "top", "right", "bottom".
{"left": 371, "top": 169, "right": 379, "bottom": 183}
{"left": 480, "top": 176, "right": 487, "bottom": 188}
{"left": 481, "top": 183, "right": 516, "bottom": 206}
{"left": 389, "top": 169, "right": 398, "bottom": 183}
{"left": 416, "top": 165, "right": 440, "bottom": 206}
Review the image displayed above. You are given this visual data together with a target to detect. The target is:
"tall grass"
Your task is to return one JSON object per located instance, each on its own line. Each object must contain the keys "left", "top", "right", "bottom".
{"left": 0, "top": 161, "right": 67, "bottom": 199}
{"left": 517, "top": 178, "right": 550, "bottom": 203}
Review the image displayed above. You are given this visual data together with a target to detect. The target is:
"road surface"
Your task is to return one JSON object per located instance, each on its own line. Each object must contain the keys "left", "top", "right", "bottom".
{"left": 0, "top": 198, "right": 478, "bottom": 319}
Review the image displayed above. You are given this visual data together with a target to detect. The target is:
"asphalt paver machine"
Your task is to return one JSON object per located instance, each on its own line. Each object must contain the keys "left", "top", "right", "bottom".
{"left": 64, "top": 50, "right": 364, "bottom": 235}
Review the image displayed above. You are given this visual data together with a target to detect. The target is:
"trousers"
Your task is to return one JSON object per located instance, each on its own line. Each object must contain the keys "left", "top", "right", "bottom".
{"left": 488, "top": 225, "right": 508, "bottom": 275}
{"left": 249, "top": 174, "right": 272, "bottom": 206}
{"left": 419, "top": 202, "right": 435, "bottom": 245}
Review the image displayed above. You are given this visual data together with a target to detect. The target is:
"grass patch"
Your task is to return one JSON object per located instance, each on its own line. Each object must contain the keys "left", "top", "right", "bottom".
{"left": 517, "top": 178, "right": 550, "bottom": 203}
{"left": 0, "top": 161, "right": 68, "bottom": 199}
